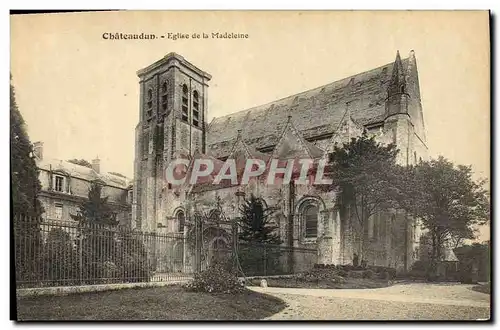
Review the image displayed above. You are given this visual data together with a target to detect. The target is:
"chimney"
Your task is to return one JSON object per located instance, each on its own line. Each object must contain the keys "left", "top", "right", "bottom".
{"left": 33, "top": 141, "right": 43, "bottom": 161}
{"left": 92, "top": 157, "right": 100, "bottom": 174}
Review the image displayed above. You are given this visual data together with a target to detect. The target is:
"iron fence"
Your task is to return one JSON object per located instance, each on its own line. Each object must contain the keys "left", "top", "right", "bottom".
{"left": 14, "top": 215, "right": 318, "bottom": 289}
{"left": 198, "top": 242, "right": 317, "bottom": 277}
{"left": 237, "top": 243, "right": 317, "bottom": 277}
{"left": 14, "top": 215, "right": 191, "bottom": 289}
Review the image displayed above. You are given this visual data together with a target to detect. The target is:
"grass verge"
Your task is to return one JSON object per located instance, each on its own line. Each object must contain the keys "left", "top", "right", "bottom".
{"left": 16, "top": 285, "right": 286, "bottom": 320}
{"left": 248, "top": 277, "right": 391, "bottom": 289}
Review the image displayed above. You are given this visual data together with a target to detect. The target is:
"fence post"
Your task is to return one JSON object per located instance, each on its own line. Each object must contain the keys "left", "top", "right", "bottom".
{"left": 79, "top": 234, "right": 83, "bottom": 285}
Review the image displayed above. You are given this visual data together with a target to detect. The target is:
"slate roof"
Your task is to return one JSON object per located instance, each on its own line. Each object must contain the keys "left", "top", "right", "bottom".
{"left": 207, "top": 57, "right": 409, "bottom": 159}
{"left": 37, "top": 158, "right": 132, "bottom": 189}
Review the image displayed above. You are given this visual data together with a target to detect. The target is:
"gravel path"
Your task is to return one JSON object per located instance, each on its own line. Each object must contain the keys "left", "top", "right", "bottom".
{"left": 250, "top": 283, "right": 490, "bottom": 320}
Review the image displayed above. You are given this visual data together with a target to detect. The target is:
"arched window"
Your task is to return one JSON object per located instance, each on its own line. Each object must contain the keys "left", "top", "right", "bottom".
{"left": 177, "top": 211, "right": 185, "bottom": 233}
{"left": 181, "top": 84, "right": 189, "bottom": 122}
{"left": 161, "top": 81, "right": 168, "bottom": 112}
{"left": 400, "top": 84, "right": 405, "bottom": 94}
{"left": 192, "top": 90, "right": 200, "bottom": 127}
{"left": 303, "top": 204, "right": 319, "bottom": 238}
{"left": 146, "top": 88, "right": 153, "bottom": 118}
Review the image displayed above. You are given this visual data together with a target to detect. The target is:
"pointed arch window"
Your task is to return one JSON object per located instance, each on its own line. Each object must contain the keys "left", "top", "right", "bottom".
{"left": 192, "top": 90, "right": 200, "bottom": 127}
{"left": 161, "top": 81, "right": 169, "bottom": 112}
{"left": 400, "top": 84, "right": 405, "bottom": 94}
{"left": 181, "top": 84, "right": 189, "bottom": 122}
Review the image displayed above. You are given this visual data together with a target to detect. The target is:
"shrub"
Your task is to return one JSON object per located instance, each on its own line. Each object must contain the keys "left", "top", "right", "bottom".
{"left": 384, "top": 267, "right": 397, "bottom": 280}
{"left": 369, "top": 266, "right": 386, "bottom": 273}
{"left": 367, "top": 266, "right": 397, "bottom": 280}
{"left": 313, "top": 264, "right": 336, "bottom": 270}
{"left": 116, "top": 233, "right": 151, "bottom": 283}
{"left": 411, "top": 260, "right": 427, "bottom": 272}
{"left": 337, "top": 269, "right": 348, "bottom": 277}
{"left": 40, "top": 229, "right": 80, "bottom": 285}
{"left": 120, "top": 252, "right": 151, "bottom": 283}
{"left": 329, "top": 275, "right": 346, "bottom": 284}
{"left": 379, "top": 271, "right": 391, "bottom": 280}
{"left": 348, "top": 270, "right": 364, "bottom": 279}
{"left": 295, "top": 266, "right": 346, "bottom": 284}
{"left": 336, "top": 264, "right": 354, "bottom": 272}
{"left": 184, "top": 261, "right": 245, "bottom": 294}
{"left": 362, "top": 269, "right": 374, "bottom": 279}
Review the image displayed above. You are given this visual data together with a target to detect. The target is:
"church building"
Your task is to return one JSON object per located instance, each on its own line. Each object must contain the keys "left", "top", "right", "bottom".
{"left": 132, "top": 51, "right": 428, "bottom": 272}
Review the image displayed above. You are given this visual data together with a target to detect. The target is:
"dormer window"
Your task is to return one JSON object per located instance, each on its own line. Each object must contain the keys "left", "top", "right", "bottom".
{"left": 53, "top": 175, "right": 66, "bottom": 193}
{"left": 192, "top": 90, "right": 200, "bottom": 127}
{"left": 181, "top": 84, "right": 189, "bottom": 122}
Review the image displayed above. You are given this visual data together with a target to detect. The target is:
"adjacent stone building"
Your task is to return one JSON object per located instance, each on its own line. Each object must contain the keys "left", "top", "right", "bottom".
{"left": 33, "top": 142, "right": 133, "bottom": 227}
{"left": 132, "top": 51, "right": 428, "bottom": 272}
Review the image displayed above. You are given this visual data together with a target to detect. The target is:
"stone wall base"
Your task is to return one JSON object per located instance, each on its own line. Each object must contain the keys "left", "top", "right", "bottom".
{"left": 16, "top": 279, "right": 191, "bottom": 298}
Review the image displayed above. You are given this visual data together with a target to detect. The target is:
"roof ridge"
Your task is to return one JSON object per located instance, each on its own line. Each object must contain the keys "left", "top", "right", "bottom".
{"left": 39, "top": 158, "right": 132, "bottom": 182}
{"left": 210, "top": 58, "right": 408, "bottom": 124}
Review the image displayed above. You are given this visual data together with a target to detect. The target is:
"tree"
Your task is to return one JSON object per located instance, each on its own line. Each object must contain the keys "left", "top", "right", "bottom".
{"left": 454, "top": 242, "right": 490, "bottom": 283}
{"left": 71, "top": 180, "right": 118, "bottom": 227}
{"left": 399, "top": 157, "right": 490, "bottom": 268}
{"left": 11, "top": 77, "right": 43, "bottom": 217}
{"left": 238, "top": 194, "right": 281, "bottom": 245}
{"left": 237, "top": 194, "right": 282, "bottom": 275}
{"left": 67, "top": 159, "right": 92, "bottom": 168}
{"left": 327, "top": 132, "right": 401, "bottom": 260}
{"left": 71, "top": 181, "right": 120, "bottom": 283}
{"left": 11, "top": 76, "right": 44, "bottom": 284}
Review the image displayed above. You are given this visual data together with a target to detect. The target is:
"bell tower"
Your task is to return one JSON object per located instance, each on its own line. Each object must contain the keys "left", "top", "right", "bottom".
{"left": 133, "top": 53, "right": 211, "bottom": 231}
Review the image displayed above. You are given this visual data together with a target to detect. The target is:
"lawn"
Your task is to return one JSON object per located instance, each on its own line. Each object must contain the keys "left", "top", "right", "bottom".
{"left": 248, "top": 277, "right": 391, "bottom": 289}
{"left": 15, "top": 285, "right": 286, "bottom": 321}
